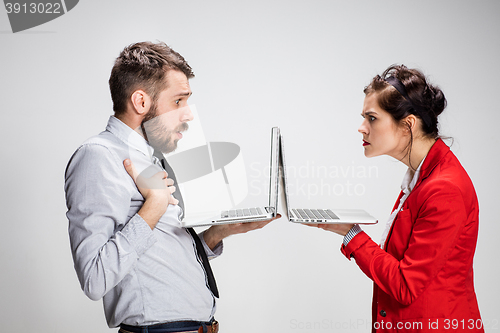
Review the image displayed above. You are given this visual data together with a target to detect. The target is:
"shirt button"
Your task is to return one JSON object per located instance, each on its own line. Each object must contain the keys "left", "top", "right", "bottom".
{"left": 380, "top": 310, "right": 387, "bottom": 317}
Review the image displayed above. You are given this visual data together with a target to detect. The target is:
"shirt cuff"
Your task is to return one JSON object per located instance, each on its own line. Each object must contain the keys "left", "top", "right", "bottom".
{"left": 120, "top": 214, "right": 157, "bottom": 256}
{"left": 343, "top": 224, "right": 362, "bottom": 246}
{"left": 199, "top": 230, "right": 223, "bottom": 260}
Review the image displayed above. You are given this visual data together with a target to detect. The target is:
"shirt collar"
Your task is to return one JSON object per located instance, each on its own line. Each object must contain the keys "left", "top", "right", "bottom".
{"left": 105, "top": 116, "right": 154, "bottom": 158}
{"left": 401, "top": 156, "right": 427, "bottom": 195}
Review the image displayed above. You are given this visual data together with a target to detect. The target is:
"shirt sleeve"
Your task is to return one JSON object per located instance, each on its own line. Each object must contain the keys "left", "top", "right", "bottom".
{"left": 343, "top": 224, "right": 362, "bottom": 246}
{"left": 340, "top": 181, "right": 468, "bottom": 306}
{"left": 65, "top": 144, "right": 157, "bottom": 301}
{"left": 199, "top": 230, "right": 223, "bottom": 260}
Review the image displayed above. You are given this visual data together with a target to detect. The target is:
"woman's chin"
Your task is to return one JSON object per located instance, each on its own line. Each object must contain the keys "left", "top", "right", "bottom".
{"left": 363, "top": 147, "right": 376, "bottom": 158}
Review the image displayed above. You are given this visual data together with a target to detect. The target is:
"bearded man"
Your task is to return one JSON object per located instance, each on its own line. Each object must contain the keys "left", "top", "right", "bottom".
{"left": 65, "top": 41, "right": 275, "bottom": 333}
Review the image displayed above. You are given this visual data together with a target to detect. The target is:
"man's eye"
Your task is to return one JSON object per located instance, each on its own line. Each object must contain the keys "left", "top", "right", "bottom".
{"left": 175, "top": 99, "right": 180, "bottom": 105}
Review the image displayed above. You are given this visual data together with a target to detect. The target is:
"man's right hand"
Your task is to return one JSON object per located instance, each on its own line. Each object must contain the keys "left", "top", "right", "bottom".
{"left": 124, "top": 159, "right": 179, "bottom": 229}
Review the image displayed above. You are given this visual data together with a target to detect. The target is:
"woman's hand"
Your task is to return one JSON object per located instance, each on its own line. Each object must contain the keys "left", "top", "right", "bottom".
{"left": 303, "top": 222, "right": 355, "bottom": 237}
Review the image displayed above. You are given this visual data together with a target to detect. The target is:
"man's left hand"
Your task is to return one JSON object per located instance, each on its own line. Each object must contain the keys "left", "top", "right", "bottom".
{"left": 203, "top": 214, "right": 281, "bottom": 250}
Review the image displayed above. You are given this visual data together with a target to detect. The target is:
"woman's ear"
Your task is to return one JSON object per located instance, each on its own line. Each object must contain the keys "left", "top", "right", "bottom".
{"left": 404, "top": 114, "right": 418, "bottom": 133}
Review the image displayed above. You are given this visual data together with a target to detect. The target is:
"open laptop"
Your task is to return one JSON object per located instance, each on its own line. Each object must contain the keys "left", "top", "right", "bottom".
{"left": 181, "top": 127, "right": 280, "bottom": 227}
{"left": 279, "top": 131, "right": 378, "bottom": 224}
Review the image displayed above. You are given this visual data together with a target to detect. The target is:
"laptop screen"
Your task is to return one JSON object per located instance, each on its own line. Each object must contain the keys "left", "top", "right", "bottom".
{"left": 268, "top": 127, "right": 280, "bottom": 212}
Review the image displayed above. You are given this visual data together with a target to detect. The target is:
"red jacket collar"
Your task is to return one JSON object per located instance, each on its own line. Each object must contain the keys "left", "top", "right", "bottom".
{"left": 389, "top": 138, "right": 451, "bottom": 214}
{"left": 415, "top": 138, "right": 450, "bottom": 188}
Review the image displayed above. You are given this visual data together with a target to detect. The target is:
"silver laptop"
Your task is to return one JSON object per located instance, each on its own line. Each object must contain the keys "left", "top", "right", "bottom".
{"left": 181, "top": 127, "right": 280, "bottom": 227}
{"left": 279, "top": 131, "right": 378, "bottom": 224}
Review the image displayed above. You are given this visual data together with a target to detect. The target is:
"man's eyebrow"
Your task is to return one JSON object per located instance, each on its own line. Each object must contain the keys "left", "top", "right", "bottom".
{"left": 173, "top": 91, "right": 192, "bottom": 97}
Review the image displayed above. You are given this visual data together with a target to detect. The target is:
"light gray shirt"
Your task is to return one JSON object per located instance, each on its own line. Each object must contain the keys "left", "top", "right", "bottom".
{"left": 65, "top": 116, "right": 221, "bottom": 328}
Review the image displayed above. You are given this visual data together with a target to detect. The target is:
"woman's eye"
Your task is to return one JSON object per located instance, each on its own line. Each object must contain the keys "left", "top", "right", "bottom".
{"left": 175, "top": 99, "right": 180, "bottom": 105}
{"left": 361, "top": 114, "right": 376, "bottom": 122}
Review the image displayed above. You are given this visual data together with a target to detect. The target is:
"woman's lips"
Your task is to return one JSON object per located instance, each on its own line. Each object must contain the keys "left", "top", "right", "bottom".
{"left": 363, "top": 140, "right": 370, "bottom": 146}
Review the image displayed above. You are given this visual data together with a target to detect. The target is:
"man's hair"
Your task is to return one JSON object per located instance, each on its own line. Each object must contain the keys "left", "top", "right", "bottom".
{"left": 109, "top": 41, "right": 195, "bottom": 116}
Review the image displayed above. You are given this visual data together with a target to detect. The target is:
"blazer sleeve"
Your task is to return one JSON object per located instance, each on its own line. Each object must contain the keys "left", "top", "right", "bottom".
{"left": 341, "top": 179, "right": 468, "bottom": 306}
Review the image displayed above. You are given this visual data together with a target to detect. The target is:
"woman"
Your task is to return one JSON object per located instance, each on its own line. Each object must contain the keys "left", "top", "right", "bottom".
{"left": 313, "top": 65, "right": 483, "bottom": 332}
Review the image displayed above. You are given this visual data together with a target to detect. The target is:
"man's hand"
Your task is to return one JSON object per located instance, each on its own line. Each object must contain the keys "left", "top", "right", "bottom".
{"left": 303, "top": 222, "right": 354, "bottom": 236}
{"left": 203, "top": 214, "right": 282, "bottom": 250}
{"left": 124, "top": 159, "right": 179, "bottom": 229}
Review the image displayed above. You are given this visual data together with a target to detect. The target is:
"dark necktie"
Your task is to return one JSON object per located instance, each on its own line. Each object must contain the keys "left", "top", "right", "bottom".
{"left": 153, "top": 150, "right": 219, "bottom": 298}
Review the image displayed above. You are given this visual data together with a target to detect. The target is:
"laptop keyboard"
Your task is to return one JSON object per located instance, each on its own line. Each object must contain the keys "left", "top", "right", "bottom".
{"left": 292, "top": 209, "right": 339, "bottom": 220}
{"left": 221, "top": 207, "right": 263, "bottom": 218}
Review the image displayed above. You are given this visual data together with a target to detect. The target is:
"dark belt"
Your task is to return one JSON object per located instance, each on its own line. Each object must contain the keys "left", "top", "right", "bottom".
{"left": 119, "top": 319, "right": 219, "bottom": 333}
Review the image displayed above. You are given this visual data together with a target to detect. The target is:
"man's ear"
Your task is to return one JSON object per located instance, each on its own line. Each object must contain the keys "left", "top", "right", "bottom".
{"left": 130, "top": 90, "right": 152, "bottom": 116}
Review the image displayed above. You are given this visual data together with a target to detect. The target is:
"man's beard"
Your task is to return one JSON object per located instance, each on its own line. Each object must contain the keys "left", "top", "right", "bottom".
{"left": 141, "top": 103, "right": 189, "bottom": 154}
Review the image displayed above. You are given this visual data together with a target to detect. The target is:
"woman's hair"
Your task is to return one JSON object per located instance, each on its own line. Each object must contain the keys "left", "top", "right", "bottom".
{"left": 109, "top": 41, "right": 195, "bottom": 117}
{"left": 364, "top": 65, "right": 447, "bottom": 169}
{"left": 364, "top": 64, "right": 447, "bottom": 139}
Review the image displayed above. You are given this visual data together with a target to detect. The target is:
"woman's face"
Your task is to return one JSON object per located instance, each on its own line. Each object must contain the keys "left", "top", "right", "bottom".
{"left": 358, "top": 93, "right": 409, "bottom": 159}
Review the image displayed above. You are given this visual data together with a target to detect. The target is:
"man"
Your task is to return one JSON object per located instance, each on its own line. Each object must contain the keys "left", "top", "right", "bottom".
{"left": 65, "top": 41, "right": 277, "bottom": 333}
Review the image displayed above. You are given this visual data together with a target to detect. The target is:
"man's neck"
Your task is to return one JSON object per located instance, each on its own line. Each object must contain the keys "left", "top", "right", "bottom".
{"left": 115, "top": 112, "right": 142, "bottom": 131}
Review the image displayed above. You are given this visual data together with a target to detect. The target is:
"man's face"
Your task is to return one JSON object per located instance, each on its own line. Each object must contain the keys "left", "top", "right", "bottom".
{"left": 142, "top": 70, "right": 194, "bottom": 154}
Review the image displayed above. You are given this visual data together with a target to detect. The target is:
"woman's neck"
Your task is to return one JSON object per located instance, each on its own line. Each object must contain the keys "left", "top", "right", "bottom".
{"left": 403, "top": 136, "right": 436, "bottom": 170}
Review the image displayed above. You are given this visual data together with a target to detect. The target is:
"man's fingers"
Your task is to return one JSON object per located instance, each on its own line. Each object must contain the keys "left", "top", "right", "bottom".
{"left": 124, "top": 159, "right": 180, "bottom": 212}
{"left": 169, "top": 196, "right": 179, "bottom": 205}
{"left": 123, "top": 159, "right": 139, "bottom": 181}
{"left": 154, "top": 170, "right": 168, "bottom": 181}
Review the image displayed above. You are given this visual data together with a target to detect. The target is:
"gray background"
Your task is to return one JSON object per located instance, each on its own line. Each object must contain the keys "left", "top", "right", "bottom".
{"left": 1, "top": 0, "right": 498, "bottom": 332}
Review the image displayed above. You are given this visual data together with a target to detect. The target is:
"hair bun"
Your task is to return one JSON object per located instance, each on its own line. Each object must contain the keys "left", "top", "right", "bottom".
{"left": 430, "top": 86, "right": 446, "bottom": 116}
{"left": 424, "top": 84, "right": 447, "bottom": 117}
{"left": 365, "top": 64, "right": 448, "bottom": 138}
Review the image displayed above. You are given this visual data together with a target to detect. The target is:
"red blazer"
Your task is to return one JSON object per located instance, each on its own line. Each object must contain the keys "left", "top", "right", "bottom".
{"left": 342, "top": 139, "right": 483, "bottom": 332}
